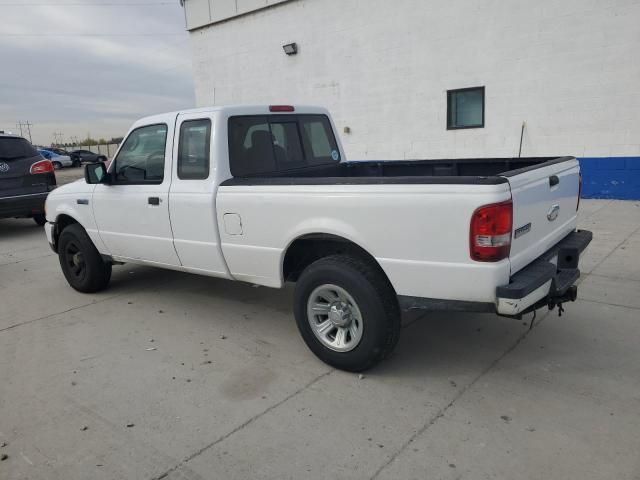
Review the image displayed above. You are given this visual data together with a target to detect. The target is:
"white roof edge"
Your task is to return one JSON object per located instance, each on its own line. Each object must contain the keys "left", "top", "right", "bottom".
{"left": 184, "top": 0, "right": 296, "bottom": 32}
{"left": 132, "top": 104, "right": 329, "bottom": 127}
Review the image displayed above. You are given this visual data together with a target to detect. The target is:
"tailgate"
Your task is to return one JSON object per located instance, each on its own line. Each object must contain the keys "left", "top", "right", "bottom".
{"left": 505, "top": 157, "right": 581, "bottom": 274}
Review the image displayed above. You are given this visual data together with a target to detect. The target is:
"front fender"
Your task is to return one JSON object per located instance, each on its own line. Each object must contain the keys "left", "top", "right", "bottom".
{"left": 46, "top": 185, "right": 110, "bottom": 255}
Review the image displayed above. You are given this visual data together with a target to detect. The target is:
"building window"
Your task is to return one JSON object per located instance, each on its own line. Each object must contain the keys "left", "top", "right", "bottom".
{"left": 447, "top": 87, "right": 485, "bottom": 130}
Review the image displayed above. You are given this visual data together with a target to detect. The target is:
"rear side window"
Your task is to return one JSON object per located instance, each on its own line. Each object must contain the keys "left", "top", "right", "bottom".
{"left": 228, "top": 114, "right": 340, "bottom": 177}
{"left": 0, "top": 138, "right": 39, "bottom": 160}
{"left": 178, "top": 119, "right": 211, "bottom": 180}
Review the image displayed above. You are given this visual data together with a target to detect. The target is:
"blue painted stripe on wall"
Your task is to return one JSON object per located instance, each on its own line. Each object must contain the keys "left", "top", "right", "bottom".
{"left": 579, "top": 157, "right": 640, "bottom": 200}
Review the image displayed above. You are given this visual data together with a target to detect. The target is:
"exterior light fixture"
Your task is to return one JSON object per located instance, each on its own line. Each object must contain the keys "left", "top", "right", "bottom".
{"left": 283, "top": 43, "right": 298, "bottom": 55}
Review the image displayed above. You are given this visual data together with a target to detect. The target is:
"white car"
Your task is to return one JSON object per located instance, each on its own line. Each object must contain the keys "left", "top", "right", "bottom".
{"left": 44, "top": 105, "right": 592, "bottom": 371}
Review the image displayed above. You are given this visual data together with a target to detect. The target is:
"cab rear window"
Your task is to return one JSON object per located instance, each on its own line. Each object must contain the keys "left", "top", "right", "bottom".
{"left": 228, "top": 114, "right": 340, "bottom": 177}
{"left": 0, "top": 138, "right": 39, "bottom": 160}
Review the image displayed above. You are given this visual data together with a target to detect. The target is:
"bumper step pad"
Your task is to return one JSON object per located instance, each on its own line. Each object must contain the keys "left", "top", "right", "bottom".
{"left": 497, "top": 230, "right": 593, "bottom": 301}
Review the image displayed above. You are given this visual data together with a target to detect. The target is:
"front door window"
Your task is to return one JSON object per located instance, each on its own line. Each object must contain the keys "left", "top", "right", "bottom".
{"left": 113, "top": 124, "right": 168, "bottom": 184}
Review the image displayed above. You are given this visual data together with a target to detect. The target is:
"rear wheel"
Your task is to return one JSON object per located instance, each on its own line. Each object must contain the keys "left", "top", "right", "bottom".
{"left": 33, "top": 214, "right": 46, "bottom": 226}
{"left": 52, "top": 161, "right": 62, "bottom": 170}
{"left": 58, "top": 224, "right": 112, "bottom": 293}
{"left": 294, "top": 254, "right": 400, "bottom": 372}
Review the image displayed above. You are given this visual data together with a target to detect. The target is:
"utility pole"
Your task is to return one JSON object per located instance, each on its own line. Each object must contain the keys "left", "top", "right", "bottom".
{"left": 53, "top": 131, "right": 64, "bottom": 146}
{"left": 17, "top": 121, "right": 33, "bottom": 143}
{"left": 24, "top": 121, "right": 33, "bottom": 143}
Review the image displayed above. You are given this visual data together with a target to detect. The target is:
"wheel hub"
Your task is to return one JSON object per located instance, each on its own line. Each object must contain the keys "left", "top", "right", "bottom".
{"left": 328, "top": 302, "right": 353, "bottom": 328}
{"left": 307, "top": 284, "right": 364, "bottom": 353}
{"left": 72, "top": 253, "right": 82, "bottom": 267}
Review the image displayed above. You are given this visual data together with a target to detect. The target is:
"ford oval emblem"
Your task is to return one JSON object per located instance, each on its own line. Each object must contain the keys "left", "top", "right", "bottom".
{"left": 0, "top": 162, "right": 10, "bottom": 173}
{"left": 547, "top": 204, "right": 560, "bottom": 222}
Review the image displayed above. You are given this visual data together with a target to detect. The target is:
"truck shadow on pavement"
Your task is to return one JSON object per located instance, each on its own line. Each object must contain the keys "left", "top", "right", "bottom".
{"left": 106, "top": 264, "right": 539, "bottom": 380}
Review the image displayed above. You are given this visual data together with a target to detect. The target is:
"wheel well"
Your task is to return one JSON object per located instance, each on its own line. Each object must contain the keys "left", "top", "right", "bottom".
{"left": 282, "top": 234, "right": 394, "bottom": 290}
{"left": 54, "top": 214, "right": 79, "bottom": 247}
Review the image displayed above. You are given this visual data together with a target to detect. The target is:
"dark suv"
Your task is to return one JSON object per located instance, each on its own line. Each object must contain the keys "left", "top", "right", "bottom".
{"left": 0, "top": 134, "right": 56, "bottom": 225}
{"left": 69, "top": 149, "right": 107, "bottom": 165}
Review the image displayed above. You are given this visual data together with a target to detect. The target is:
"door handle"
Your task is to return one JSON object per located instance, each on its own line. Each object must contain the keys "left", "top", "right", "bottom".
{"left": 549, "top": 175, "right": 560, "bottom": 187}
{"left": 148, "top": 197, "right": 160, "bottom": 206}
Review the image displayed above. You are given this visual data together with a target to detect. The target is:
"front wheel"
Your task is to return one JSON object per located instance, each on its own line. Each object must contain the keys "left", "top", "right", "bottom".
{"left": 294, "top": 254, "right": 400, "bottom": 372}
{"left": 58, "top": 224, "right": 112, "bottom": 293}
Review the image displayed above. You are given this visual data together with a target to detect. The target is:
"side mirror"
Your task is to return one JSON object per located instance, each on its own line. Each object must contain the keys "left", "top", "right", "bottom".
{"left": 85, "top": 162, "right": 109, "bottom": 184}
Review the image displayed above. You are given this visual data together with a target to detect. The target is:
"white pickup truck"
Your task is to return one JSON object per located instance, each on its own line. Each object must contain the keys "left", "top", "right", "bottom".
{"left": 44, "top": 105, "right": 592, "bottom": 371}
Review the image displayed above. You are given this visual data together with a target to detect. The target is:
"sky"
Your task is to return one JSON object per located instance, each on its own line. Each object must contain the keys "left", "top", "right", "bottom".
{"left": 0, "top": 0, "right": 195, "bottom": 146}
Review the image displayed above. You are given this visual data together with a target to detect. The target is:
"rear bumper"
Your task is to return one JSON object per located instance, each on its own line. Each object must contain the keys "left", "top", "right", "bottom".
{"left": 0, "top": 192, "right": 48, "bottom": 219}
{"left": 495, "top": 230, "right": 593, "bottom": 316}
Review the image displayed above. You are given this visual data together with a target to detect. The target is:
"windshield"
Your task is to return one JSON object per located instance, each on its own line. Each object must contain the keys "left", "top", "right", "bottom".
{"left": 0, "top": 137, "right": 39, "bottom": 160}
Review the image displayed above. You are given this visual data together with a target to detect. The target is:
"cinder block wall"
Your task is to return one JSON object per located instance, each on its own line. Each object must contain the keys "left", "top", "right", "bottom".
{"left": 188, "top": 0, "right": 640, "bottom": 199}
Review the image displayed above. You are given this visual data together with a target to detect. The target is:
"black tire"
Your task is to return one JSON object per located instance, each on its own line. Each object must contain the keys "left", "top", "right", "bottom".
{"left": 52, "top": 161, "right": 62, "bottom": 170}
{"left": 58, "top": 223, "right": 112, "bottom": 293}
{"left": 33, "top": 214, "right": 47, "bottom": 226}
{"left": 294, "top": 254, "right": 400, "bottom": 372}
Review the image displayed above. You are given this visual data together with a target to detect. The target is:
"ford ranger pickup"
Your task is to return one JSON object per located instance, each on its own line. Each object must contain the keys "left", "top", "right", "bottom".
{"left": 44, "top": 105, "right": 592, "bottom": 371}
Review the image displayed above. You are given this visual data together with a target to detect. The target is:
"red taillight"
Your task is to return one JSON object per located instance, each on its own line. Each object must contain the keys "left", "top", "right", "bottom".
{"left": 470, "top": 200, "right": 513, "bottom": 262}
{"left": 30, "top": 159, "right": 54, "bottom": 175}
{"left": 269, "top": 105, "right": 295, "bottom": 112}
{"left": 577, "top": 172, "right": 582, "bottom": 211}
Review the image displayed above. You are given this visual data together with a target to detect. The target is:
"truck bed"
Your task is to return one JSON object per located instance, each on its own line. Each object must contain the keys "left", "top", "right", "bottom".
{"left": 222, "top": 157, "right": 572, "bottom": 185}
{"left": 218, "top": 153, "right": 582, "bottom": 304}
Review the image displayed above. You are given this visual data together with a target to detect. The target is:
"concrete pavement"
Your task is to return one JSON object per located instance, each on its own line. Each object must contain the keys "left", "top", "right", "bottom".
{"left": 54, "top": 166, "right": 87, "bottom": 187}
{"left": 0, "top": 199, "right": 639, "bottom": 480}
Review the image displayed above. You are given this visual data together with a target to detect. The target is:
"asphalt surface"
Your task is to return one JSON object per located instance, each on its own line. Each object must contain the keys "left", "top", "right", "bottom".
{"left": 1, "top": 181, "right": 639, "bottom": 479}
{"left": 54, "top": 166, "right": 86, "bottom": 186}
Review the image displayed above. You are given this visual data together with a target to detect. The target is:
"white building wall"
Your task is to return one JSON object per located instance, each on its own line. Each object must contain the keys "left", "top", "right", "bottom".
{"left": 187, "top": 0, "right": 640, "bottom": 196}
{"left": 185, "top": 0, "right": 291, "bottom": 30}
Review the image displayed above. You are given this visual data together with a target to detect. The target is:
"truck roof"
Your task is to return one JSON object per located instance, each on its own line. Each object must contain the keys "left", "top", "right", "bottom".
{"left": 132, "top": 105, "right": 330, "bottom": 130}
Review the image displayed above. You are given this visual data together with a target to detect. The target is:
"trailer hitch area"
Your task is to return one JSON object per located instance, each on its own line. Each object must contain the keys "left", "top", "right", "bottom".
{"left": 548, "top": 285, "right": 578, "bottom": 317}
{"left": 498, "top": 285, "right": 579, "bottom": 321}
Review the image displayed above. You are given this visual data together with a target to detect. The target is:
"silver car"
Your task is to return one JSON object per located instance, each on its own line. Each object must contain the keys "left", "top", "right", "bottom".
{"left": 37, "top": 149, "right": 73, "bottom": 169}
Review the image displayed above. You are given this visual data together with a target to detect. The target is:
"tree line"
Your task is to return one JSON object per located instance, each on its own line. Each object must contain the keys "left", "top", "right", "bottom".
{"left": 56, "top": 136, "right": 124, "bottom": 147}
